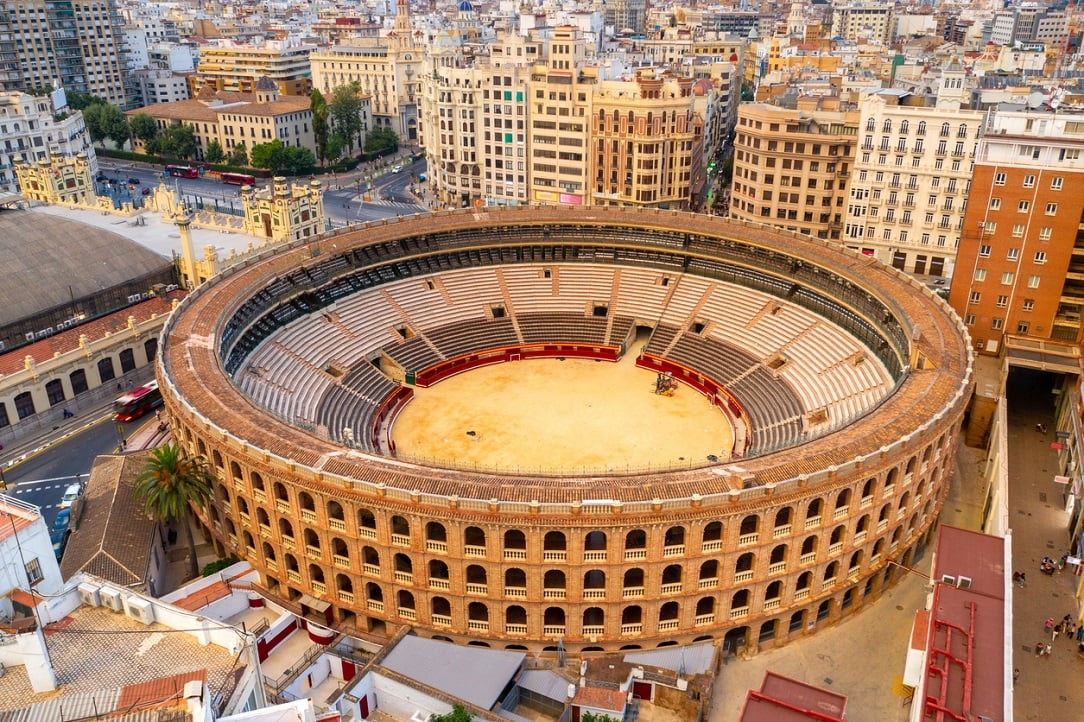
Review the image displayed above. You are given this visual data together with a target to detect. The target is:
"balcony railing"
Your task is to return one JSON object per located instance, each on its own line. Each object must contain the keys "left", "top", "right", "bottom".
{"left": 328, "top": 518, "right": 346, "bottom": 532}
{"left": 430, "top": 578, "right": 450, "bottom": 591}
{"left": 252, "top": 488, "right": 267, "bottom": 503}
{"left": 622, "top": 587, "right": 645, "bottom": 599}
{"left": 305, "top": 545, "right": 321, "bottom": 559}
{"left": 398, "top": 607, "right": 417, "bottom": 621}
{"left": 432, "top": 613, "right": 452, "bottom": 627}
{"left": 394, "top": 571, "right": 413, "bottom": 584}
{"left": 734, "top": 570, "right": 754, "bottom": 583}
{"left": 506, "top": 623, "right": 528, "bottom": 635}
{"left": 363, "top": 563, "right": 380, "bottom": 576}
{"left": 359, "top": 527, "right": 377, "bottom": 540}
{"left": 543, "top": 588, "right": 566, "bottom": 600}
{"left": 337, "top": 590, "right": 354, "bottom": 604}
{"left": 281, "top": 534, "right": 296, "bottom": 550}
{"left": 658, "top": 619, "right": 679, "bottom": 631}
{"left": 464, "top": 545, "right": 486, "bottom": 558}
{"left": 583, "top": 589, "right": 606, "bottom": 599}
{"left": 738, "top": 532, "right": 758, "bottom": 546}
{"left": 275, "top": 499, "right": 290, "bottom": 514}
{"left": 543, "top": 550, "right": 567, "bottom": 562}
{"left": 300, "top": 509, "right": 317, "bottom": 524}
{"left": 505, "top": 586, "right": 526, "bottom": 598}
{"left": 794, "top": 588, "right": 810, "bottom": 601}
{"left": 763, "top": 598, "right": 781, "bottom": 611}
{"left": 332, "top": 555, "right": 349, "bottom": 569}
{"left": 730, "top": 607, "right": 749, "bottom": 620}
{"left": 694, "top": 614, "right": 715, "bottom": 626}
{"left": 466, "top": 582, "right": 488, "bottom": 595}
{"left": 853, "top": 530, "right": 868, "bottom": 544}
{"left": 805, "top": 516, "right": 821, "bottom": 530}
{"left": 662, "top": 545, "right": 685, "bottom": 557}
{"left": 391, "top": 533, "right": 410, "bottom": 547}
{"left": 625, "top": 549, "right": 647, "bottom": 561}
{"left": 467, "top": 619, "right": 489, "bottom": 632}
{"left": 660, "top": 582, "right": 682, "bottom": 595}
{"left": 822, "top": 577, "right": 837, "bottom": 590}
{"left": 504, "top": 549, "right": 527, "bottom": 560}
{"left": 768, "top": 561, "right": 786, "bottom": 575}
{"left": 860, "top": 496, "right": 873, "bottom": 509}
{"left": 584, "top": 551, "right": 607, "bottom": 562}
{"left": 833, "top": 507, "right": 849, "bottom": 521}
{"left": 702, "top": 540, "right": 722, "bottom": 553}
{"left": 427, "top": 540, "right": 448, "bottom": 553}
{"left": 543, "top": 625, "right": 566, "bottom": 636}
{"left": 698, "top": 577, "right": 718, "bottom": 590}
{"left": 259, "top": 524, "right": 272, "bottom": 539}
{"left": 621, "top": 623, "right": 644, "bottom": 635}
{"left": 800, "top": 552, "right": 816, "bottom": 565}
{"left": 311, "top": 581, "right": 327, "bottom": 595}
{"left": 286, "top": 570, "right": 301, "bottom": 583}
{"left": 265, "top": 557, "right": 278, "bottom": 572}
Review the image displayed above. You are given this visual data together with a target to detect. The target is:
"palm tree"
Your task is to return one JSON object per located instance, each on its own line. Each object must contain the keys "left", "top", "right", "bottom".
{"left": 134, "top": 442, "right": 214, "bottom": 581}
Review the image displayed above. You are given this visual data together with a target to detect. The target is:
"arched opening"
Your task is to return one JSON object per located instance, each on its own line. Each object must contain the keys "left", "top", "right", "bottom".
{"left": 621, "top": 605, "right": 643, "bottom": 633}
{"left": 504, "top": 567, "right": 526, "bottom": 596}
{"left": 583, "top": 569, "right": 606, "bottom": 598}
{"left": 466, "top": 564, "right": 487, "bottom": 592}
{"left": 583, "top": 607, "right": 605, "bottom": 635}
{"left": 464, "top": 526, "right": 486, "bottom": 553}
{"left": 543, "top": 569, "right": 566, "bottom": 598}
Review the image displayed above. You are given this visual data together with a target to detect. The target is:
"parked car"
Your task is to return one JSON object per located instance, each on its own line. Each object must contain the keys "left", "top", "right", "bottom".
{"left": 391, "top": 165, "right": 403, "bottom": 173}
{"left": 51, "top": 529, "right": 70, "bottom": 561}
{"left": 59, "top": 483, "right": 82, "bottom": 509}
{"left": 52, "top": 507, "right": 71, "bottom": 535}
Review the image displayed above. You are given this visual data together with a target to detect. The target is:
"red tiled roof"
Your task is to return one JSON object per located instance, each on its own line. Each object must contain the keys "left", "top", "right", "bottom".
{"left": 573, "top": 686, "right": 626, "bottom": 712}
{"left": 116, "top": 670, "right": 207, "bottom": 712}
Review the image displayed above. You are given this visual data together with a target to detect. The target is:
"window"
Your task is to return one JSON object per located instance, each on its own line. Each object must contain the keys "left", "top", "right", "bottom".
{"left": 1039, "top": 226, "right": 1052, "bottom": 240}
{"left": 25, "top": 558, "right": 43, "bottom": 586}
{"left": 1023, "top": 174, "right": 1035, "bottom": 188}
{"left": 1017, "top": 321, "right": 1030, "bottom": 334}
{"left": 1034, "top": 251, "right": 1047, "bottom": 264}
{"left": 989, "top": 198, "right": 1001, "bottom": 210}
{"left": 994, "top": 172, "right": 1006, "bottom": 185}
{"left": 1022, "top": 299, "right": 1034, "bottom": 312}
{"left": 964, "top": 313, "right": 976, "bottom": 325}
{"left": 973, "top": 269, "right": 986, "bottom": 282}
{"left": 1007, "top": 248, "right": 1019, "bottom": 260}
{"left": 1046, "top": 203, "right": 1058, "bottom": 215}
{"left": 983, "top": 222, "right": 996, "bottom": 234}
{"left": 1000, "top": 273, "right": 1013, "bottom": 286}
{"left": 1018, "top": 200, "right": 1030, "bottom": 212}
{"left": 968, "top": 291, "right": 981, "bottom": 304}
{"left": 1051, "top": 177, "right": 1063, "bottom": 190}
{"left": 1027, "top": 275, "right": 1040, "bottom": 288}
{"left": 991, "top": 317, "right": 1004, "bottom": 330}
{"left": 1012, "top": 224, "right": 1024, "bottom": 237}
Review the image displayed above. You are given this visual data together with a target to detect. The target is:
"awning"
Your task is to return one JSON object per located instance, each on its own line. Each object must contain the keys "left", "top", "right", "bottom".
{"left": 297, "top": 593, "right": 330, "bottom": 613}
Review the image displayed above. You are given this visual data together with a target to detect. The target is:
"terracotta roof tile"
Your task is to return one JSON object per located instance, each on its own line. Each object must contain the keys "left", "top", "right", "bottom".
{"left": 116, "top": 669, "right": 206, "bottom": 712}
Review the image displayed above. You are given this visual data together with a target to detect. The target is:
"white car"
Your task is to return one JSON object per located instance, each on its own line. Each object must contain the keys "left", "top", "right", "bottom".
{"left": 391, "top": 165, "right": 403, "bottom": 173}
{"left": 59, "top": 483, "right": 82, "bottom": 509}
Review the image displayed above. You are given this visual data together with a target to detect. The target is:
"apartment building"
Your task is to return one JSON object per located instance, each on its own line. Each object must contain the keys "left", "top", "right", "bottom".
{"left": 190, "top": 38, "right": 315, "bottom": 97}
{"left": 949, "top": 112, "right": 1084, "bottom": 358}
{"left": 729, "top": 102, "right": 858, "bottom": 241}
{"left": 309, "top": 0, "right": 421, "bottom": 141}
{"left": 127, "top": 81, "right": 316, "bottom": 162}
{"left": 0, "top": 91, "right": 95, "bottom": 192}
{"left": 829, "top": 2, "right": 894, "bottom": 45}
{"left": 843, "top": 93, "right": 985, "bottom": 277}
{"left": 0, "top": 0, "right": 134, "bottom": 107}
{"left": 133, "top": 68, "right": 191, "bottom": 106}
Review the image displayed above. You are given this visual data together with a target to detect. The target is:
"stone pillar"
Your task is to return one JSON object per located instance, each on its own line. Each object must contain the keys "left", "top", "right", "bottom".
{"left": 176, "top": 206, "right": 198, "bottom": 289}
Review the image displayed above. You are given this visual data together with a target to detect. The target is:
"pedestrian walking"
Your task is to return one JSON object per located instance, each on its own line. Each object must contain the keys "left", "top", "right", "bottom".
{"left": 1036, "top": 641, "right": 1046, "bottom": 656}
{"left": 1045, "top": 617, "right": 1055, "bottom": 632}
{"left": 1046, "top": 643, "right": 1052, "bottom": 656}
{"left": 1013, "top": 668, "right": 1020, "bottom": 685}
{"left": 1076, "top": 625, "right": 1084, "bottom": 643}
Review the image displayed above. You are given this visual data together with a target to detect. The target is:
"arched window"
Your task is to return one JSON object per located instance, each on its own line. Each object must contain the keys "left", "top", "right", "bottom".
{"left": 584, "top": 569, "right": 606, "bottom": 597}
{"left": 45, "top": 379, "right": 65, "bottom": 406}
{"left": 899, "top": 120, "right": 909, "bottom": 134}
{"left": 464, "top": 526, "right": 486, "bottom": 552}
{"left": 543, "top": 570, "right": 566, "bottom": 597}
{"left": 663, "top": 526, "right": 685, "bottom": 549}
{"left": 69, "top": 369, "right": 89, "bottom": 395}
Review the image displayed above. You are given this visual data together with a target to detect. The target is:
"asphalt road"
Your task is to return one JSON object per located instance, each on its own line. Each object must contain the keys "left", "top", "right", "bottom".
{"left": 97, "top": 157, "right": 430, "bottom": 225}
{"left": 3, "top": 414, "right": 149, "bottom": 528}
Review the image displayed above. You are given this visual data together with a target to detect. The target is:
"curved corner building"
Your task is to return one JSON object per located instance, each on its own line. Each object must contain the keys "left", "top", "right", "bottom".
{"left": 160, "top": 207, "right": 973, "bottom": 654}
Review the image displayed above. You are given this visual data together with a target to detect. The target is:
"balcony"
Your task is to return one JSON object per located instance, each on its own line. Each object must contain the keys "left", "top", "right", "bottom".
{"left": 338, "top": 590, "right": 354, "bottom": 604}
{"left": 305, "top": 545, "right": 321, "bottom": 559}
{"left": 543, "top": 589, "right": 566, "bottom": 600}
{"left": 622, "top": 587, "right": 645, "bottom": 599}
{"left": 467, "top": 619, "right": 489, "bottom": 632}
{"left": 359, "top": 527, "right": 377, "bottom": 540}
{"left": 584, "top": 551, "right": 607, "bottom": 562}
{"left": 763, "top": 598, "right": 781, "bottom": 611}
{"left": 363, "top": 563, "right": 380, "bottom": 577}
{"left": 625, "top": 549, "right": 647, "bottom": 561}
{"left": 506, "top": 623, "right": 528, "bottom": 635}
{"left": 828, "top": 542, "right": 843, "bottom": 555}
{"left": 311, "top": 581, "right": 327, "bottom": 596}
{"left": 860, "top": 496, "right": 873, "bottom": 509}
{"left": 662, "top": 545, "right": 685, "bottom": 558}
{"left": 394, "top": 571, "right": 413, "bottom": 584}
{"left": 504, "top": 586, "right": 526, "bottom": 598}
{"left": 822, "top": 577, "right": 837, "bottom": 590}
{"left": 432, "top": 613, "right": 452, "bottom": 627}
{"left": 882, "top": 484, "right": 895, "bottom": 498}
{"left": 398, "top": 607, "right": 417, "bottom": 621}
{"left": 286, "top": 569, "right": 301, "bottom": 583}
{"left": 832, "top": 507, "right": 849, "bottom": 521}
{"left": 804, "top": 516, "right": 821, "bottom": 530}
{"left": 328, "top": 518, "right": 346, "bottom": 532}
{"left": 877, "top": 519, "right": 888, "bottom": 533}
{"left": 391, "top": 533, "right": 410, "bottom": 547}
{"left": 464, "top": 545, "right": 486, "bottom": 558}
{"left": 660, "top": 582, "right": 682, "bottom": 595}
{"left": 275, "top": 499, "right": 290, "bottom": 514}
{"left": 657, "top": 619, "right": 679, "bottom": 631}
{"left": 794, "top": 588, "right": 810, "bottom": 601}
{"left": 694, "top": 614, "right": 715, "bottom": 627}
{"left": 281, "top": 534, "right": 296, "bottom": 550}
{"left": 427, "top": 540, "right": 448, "bottom": 553}
{"left": 233, "top": 480, "right": 246, "bottom": 494}
{"left": 734, "top": 570, "right": 754, "bottom": 583}
{"left": 800, "top": 552, "right": 816, "bottom": 565}
{"left": 430, "top": 578, "right": 450, "bottom": 591}
{"left": 543, "top": 550, "right": 567, "bottom": 562}
{"left": 768, "top": 561, "right": 786, "bottom": 575}
{"left": 583, "top": 589, "right": 606, "bottom": 599}
{"left": 738, "top": 533, "right": 758, "bottom": 546}
{"left": 300, "top": 509, "right": 317, "bottom": 525}
{"left": 252, "top": 488, "right": 267, "bottom": 503}
{"left": 730, "top": 607, "right": 749, "bottom": 620}
{"left": 702, "top": 540, "right": 722, "bottom": 553}
{"left": 621, "top": 623, "right": 644, "bottom": 635}
{"left": 853, "top": 530, "right": 868, "bottom": 544}
{"left": 265, "top": 558, "right": 278, "bottom": 572}
{"left": 333, "top": 555, "right": 349, "bottom": 569}
{"left": 698, "top": 577, "right": 719, "bottom": 590}
{"left": 543, "top": 625, "right": 566, "bottom": 636}
{"left": 504, "top": 549, "right": 527, "bottom": 561}
{"left": 772, "top": 525, "right": 791, "bottom": 538}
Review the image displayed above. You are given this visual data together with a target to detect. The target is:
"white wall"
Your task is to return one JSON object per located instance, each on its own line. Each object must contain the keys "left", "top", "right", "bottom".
{"left": 372, "top": 673, "right": 454, "bottom": 720}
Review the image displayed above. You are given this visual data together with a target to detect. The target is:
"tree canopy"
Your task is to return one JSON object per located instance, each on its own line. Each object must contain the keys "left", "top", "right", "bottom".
{"left": 83, "top": 103, "right": 130, "bottom": 148}
{"left": 204, "top": 139, "right": 225, "bottom": 164}
{"left": 250, "top": 139, "right": 317, "bottom": 176}
{"left": 329, "top": 82, "right": 364, "bottom": 153}
{"left": 364, "top": 127, "right": 399, "bottom": 155}
{"left": 310, "top": 88, "right": 330, "bottom": 167}
{"left": 429, "top": 705, "right": 474, "bottom": 722}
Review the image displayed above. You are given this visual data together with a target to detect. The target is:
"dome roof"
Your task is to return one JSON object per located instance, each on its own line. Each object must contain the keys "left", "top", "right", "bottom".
{"left": 0, "top": 210, "right": 170, "bottom": 328}
{"left": 458, "top": 0, "right": 474, "bottom": 11}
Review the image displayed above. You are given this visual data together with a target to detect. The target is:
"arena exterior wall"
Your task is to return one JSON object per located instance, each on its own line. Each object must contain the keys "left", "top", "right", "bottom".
{"left": 159, "top": 206, "right": 973, "bottom": 655}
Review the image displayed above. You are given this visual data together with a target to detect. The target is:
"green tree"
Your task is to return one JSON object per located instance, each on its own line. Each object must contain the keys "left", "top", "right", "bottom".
{"left": 329, "top": 82, "right": 363, "bottom": 153}
{"left": 130, "top": 113, "right": 159, "bottom": 144}
{"left": 282, "top": 145, "right": 316, "bottom": 175}
{"left": 159, "top": 124, "right": 197, "bottom": 159}
{"left": 326, "top": 132, "right": 346, "bottom": 163}
{"left": 82, "top": 103, "right": 107, "bottom": 144}
{"left": 205, "top": 139, "right": 225, "bottom": 164}
{"left": 429, "top": 705, "right": 473, "bottom": 722}
{"left": 250, "top": 139, "right": 284, "bottom": 170}
{"left": 133, "top": 443, "right": 214, "bottom": 581}
{"left": 310, "top": 88, "right": 330, "bottom": 167}
{"left": 581, "top": 714, "right": 619, "bottom": 722}
{"left": 98, "top": 104, "right": 130, "bottom": 149}
{"left": 364, "top": 126, "right": 399, "bottom": 155}
{"left": 228, "top": 141, "right": 249, "bottom": 167}
{"left": 66, "top": 91, "right": 107, "bottom": 110}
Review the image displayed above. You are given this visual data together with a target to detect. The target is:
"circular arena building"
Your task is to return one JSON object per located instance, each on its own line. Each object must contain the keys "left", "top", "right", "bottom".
{"left": 160, "top": 206, "right": 973, "bottom": 654}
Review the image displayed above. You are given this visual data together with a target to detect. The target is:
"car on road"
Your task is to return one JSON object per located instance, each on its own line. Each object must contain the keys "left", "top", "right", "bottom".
{"left": 418, "top": 173, "right": 426, "bottom": 182}
{"left": 128, "top": 177, "right": 140, "bottom": 184}
{"left": 59, "top": 483, "right": 82, "bottom": 509}
{"left": 141, "top": 187, "right": 151, "bottom": 195}
{"left": 391, "top": 165, "right": 403, "bottom": 173}
{"left": 96, "top": 174, "right": 107, "bottom": 183}
{"left": 52, "top": 507, "right": 71, "bottom": 535}
{"left": 51, "top": 528, "right": 70, "bottom": 561}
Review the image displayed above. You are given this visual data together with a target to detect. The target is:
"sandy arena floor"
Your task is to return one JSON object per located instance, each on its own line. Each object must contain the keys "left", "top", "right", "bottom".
{"left": 390, "top": 344, "right": 733, "bottom": 474}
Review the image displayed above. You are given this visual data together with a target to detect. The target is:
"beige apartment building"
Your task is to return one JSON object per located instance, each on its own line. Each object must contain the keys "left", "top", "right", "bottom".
{"left": 729, "top": 102, "right": 858, "bottom": 241}
{"left": 308, "top": 0, "right": 421, "bottom": 142}
{"left": 843, "top": 93, "right": 986, "bottom": 278}
{"left": 190, "top": 39, "right": 316, "bottom": 97}
{"left": 127, "top": 81, "right": 317, "bottom": 162}
{"left": 420, "top": 26, "right": 724, "bottom": 210}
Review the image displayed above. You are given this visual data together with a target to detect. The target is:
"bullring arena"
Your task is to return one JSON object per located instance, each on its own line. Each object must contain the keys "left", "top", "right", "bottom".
{"left": 160, "top": 206, "right": 973, "bottom": 655}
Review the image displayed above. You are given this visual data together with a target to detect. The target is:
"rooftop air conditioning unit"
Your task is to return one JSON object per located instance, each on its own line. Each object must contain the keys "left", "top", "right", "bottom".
{"left": 956, "top": 576, "right": 972, "bottom": 590}
{"left": 126, "top": 596, "right": 156, "bottom": 625}
{"left": 99, "top": 587, "right": 124, "bottom": 612}
{"left": 77, "top": 582, "right": 101, "bottom": 607}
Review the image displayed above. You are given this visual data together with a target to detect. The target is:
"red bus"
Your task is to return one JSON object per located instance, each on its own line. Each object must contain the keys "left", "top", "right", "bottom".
{"left": 221, "top": 172, "right": 256, "bottom": 186}
{"left": 113, "top": 381, "right": 163, "bottom": 422}
{"left": 165, "top": 165, "right": 199, "bottom": 178}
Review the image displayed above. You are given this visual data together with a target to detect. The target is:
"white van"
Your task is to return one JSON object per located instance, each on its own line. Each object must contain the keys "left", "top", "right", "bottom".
{"left": 59, "top": 483, "right": 82, "bottom": 509}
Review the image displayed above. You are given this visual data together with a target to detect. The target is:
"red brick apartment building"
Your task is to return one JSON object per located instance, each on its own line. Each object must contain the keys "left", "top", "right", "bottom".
{"left": 950, "top": 111, "right": 1084, "bottom": 363}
